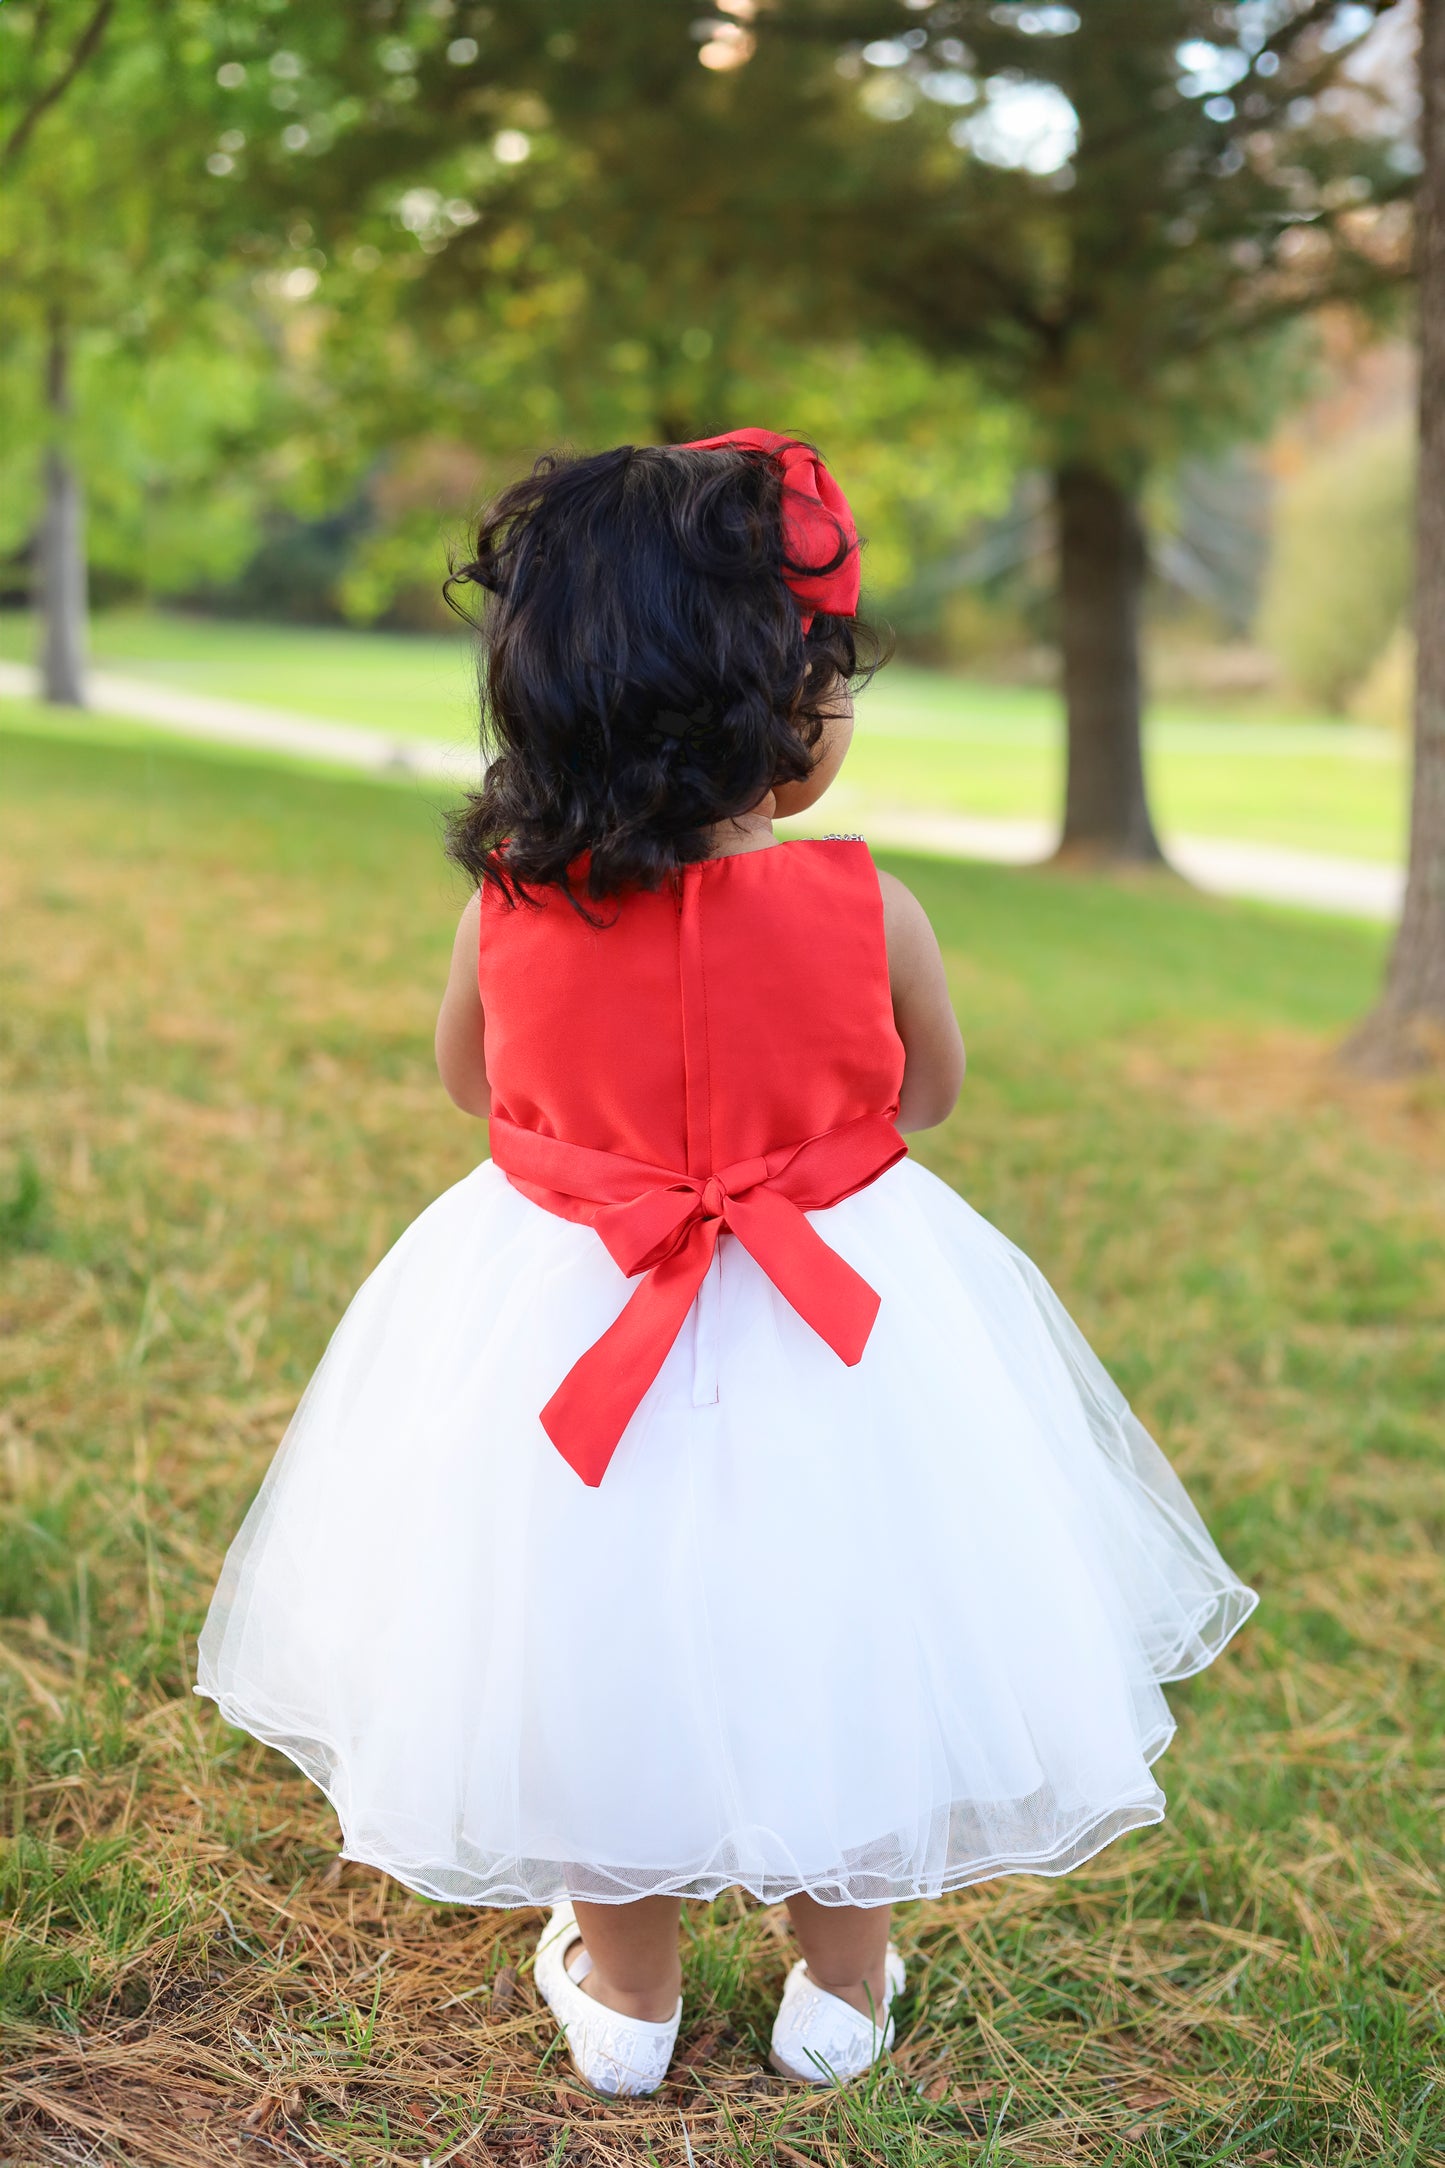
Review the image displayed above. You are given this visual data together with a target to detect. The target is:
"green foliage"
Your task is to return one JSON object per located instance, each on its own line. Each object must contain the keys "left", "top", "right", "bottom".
{"left": 0, "top": 5, "right": 287, "bottom": 603}
{"left": 334, "top": 339, "right": 1020, "bottom": 624}
{"left": 4, "top": 3, "right": 1413, "bottom": 643}
{"left": 1261, "top": 421, "right": 1414, "bottom": 712}
{"left": 1, "top": 1, "right": 1025, "bottom": 625}
{"left": 760, "top": 0, "right": 1412, "bottom": 478}
{"left": 0, "top": 314, "right": 284, "bottom": 598}
{"left": 710, "top": 337, "right": 1021, "bottom": 606}
{"left": 0, "top": 0, "right": 543, "bottom": 606}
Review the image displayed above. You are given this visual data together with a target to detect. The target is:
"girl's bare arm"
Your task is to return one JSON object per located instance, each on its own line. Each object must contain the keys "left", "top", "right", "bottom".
{"left": 435, "top": 893, "right": 491, "bottom": 1117}
{"left": 878, "top": 870, "right": 966, "bottom": 1133}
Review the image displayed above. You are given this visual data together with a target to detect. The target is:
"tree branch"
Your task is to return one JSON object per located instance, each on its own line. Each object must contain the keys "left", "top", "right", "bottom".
{"left": 921, "top": 228, "right": 1057, "bottom": 341}
{"left": 3, "top": 0, "right": 115, "bottom": 170}
{"left": 1178, "top": 247, "right": 1410, "bottom": 356}
{"left": 1260, "top": 0, "right": 1402, "bottom": 61}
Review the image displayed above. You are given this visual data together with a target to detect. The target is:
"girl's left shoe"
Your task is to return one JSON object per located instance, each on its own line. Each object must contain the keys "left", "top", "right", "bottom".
{"left": 533, "top": 1902, "right": 682, "bottom": 2097}
{"left": 769, "top": 1947, "right": 906, "bottom": 2085}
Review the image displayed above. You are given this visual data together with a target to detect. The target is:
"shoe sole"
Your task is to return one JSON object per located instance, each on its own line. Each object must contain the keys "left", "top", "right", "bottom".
{"left": 768, "top": 2045, "right": 890, "bottom": 2085}
{"left": 768, "top": 2047, "right": 819, "bottom": 2082}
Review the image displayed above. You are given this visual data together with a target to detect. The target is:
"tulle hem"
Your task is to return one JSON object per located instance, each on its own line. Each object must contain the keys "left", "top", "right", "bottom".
{"left": 193, "top": 1573, "right": 1256, "bottom": 1911}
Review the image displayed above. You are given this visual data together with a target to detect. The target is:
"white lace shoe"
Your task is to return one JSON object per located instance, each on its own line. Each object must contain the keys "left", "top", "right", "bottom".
{"left": 769, "top": 1946, "right": 905, "bottom": 2085}
{"left": 533, "top": 1902, "right": 682, "bottom": 2097}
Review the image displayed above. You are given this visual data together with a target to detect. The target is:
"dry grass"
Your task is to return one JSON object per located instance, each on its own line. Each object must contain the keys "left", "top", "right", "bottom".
{"left": 0, "top": 730, "right": 1441, "bottom": 2166}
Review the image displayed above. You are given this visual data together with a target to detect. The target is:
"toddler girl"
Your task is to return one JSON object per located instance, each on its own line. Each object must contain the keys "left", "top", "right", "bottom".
{"left": 198, "top": 430, "right": 1256, "bottom": 2095}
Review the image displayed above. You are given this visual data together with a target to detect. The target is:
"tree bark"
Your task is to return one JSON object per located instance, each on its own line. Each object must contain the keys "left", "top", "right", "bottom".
{"left": 1346, "top": 0, "right": 1445, "bottom": 1071}
{"left": 1053, "top": 463, "right": 1164, "bottom": 863}
{"left": 38, "top": 309, "right": 88, "bottom": 708}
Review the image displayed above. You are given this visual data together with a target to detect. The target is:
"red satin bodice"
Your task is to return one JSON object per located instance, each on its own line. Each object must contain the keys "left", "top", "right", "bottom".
{"left": 478, "top": 839, "right": 904, "bottom": 1169}
{"left": 477, "top": 839, "right": 907, "bottom": 1483}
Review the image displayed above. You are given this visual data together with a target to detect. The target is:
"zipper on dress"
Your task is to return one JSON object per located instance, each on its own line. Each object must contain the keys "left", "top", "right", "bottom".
{"left": 676, "top": 864, "right": 710, "bottom": 1176}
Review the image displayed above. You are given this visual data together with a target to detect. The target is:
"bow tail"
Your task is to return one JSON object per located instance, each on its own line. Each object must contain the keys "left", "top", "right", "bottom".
{"left": 724, "top": 1187, "right": 880, "bottom": 1364}
{"left": 541, "top": 1222, "right": 719, "bottom": 1487}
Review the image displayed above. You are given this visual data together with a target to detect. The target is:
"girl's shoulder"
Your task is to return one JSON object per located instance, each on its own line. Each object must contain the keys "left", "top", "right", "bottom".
{"left": 871, "top": 866, "right": 944, "bottom": 998}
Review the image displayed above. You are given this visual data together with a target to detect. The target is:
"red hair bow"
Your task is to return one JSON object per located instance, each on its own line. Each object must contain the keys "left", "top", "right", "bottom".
{"left": 681, "top": 427, "right": 860, "bottom": 631}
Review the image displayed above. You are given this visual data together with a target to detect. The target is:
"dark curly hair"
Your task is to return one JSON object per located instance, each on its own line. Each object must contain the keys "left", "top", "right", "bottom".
{"left": 442, "top": 439, "right": 883, "bottom": 906}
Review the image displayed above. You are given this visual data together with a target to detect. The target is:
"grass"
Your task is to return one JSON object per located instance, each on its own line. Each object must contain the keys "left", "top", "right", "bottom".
{"left": 0, "top": 608, "right": 1407, "bottom": 864}
{"left": 1, "top": 728, "right": 1442, "bottom": 2165}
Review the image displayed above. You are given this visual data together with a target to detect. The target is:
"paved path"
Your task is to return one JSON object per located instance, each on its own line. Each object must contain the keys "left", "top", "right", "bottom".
{"left": 1, "top": 662, "right": 1403, "bottom": 922}
{"left": 784, "top": 801, "right": 1403, "bottom": 920}
{"left": 0, "top": 662, "right": 480, "bottom": 786}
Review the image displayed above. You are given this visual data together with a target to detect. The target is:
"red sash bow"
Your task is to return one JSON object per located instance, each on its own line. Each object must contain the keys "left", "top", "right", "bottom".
{"left": 489, "top": 1110, "right": 905, "bottom": 1486}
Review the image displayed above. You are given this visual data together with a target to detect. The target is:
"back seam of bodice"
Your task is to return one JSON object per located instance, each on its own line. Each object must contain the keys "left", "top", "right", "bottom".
{"left": 678, "top": 867, "right": 713, "bottom": 1178}
{"left": 477, "top": 836, "right": 904, "bottom": 1175}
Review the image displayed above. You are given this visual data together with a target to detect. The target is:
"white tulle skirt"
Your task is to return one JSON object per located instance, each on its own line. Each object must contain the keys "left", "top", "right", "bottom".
{"left": 196, "top": 1155, "right": 1256, "bottom": 1909}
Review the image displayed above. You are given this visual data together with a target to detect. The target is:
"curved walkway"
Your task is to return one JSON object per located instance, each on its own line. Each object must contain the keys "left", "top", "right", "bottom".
{"left": 0, "top": 662, "right": 1402, "bottom": 922}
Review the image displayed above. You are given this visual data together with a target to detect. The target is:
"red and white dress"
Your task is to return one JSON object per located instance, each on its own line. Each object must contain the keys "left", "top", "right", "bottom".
{"left": 197, "top": 839, "right": 1255, "bottom": 1908}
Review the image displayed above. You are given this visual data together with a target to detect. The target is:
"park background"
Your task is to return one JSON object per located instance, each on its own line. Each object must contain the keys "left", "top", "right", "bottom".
{"left": 1, "top": 3, "right": 1441, "bottom": 2164}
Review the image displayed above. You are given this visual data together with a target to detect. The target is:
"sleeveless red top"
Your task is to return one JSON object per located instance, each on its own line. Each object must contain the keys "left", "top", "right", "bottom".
{"left": 478, "top": 839, "right": 907, "bottom": 1484}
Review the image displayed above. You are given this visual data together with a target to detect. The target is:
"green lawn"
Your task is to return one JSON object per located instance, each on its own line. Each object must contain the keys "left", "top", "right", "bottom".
{"left": 0, "top": 609, "right": 1407, "bottom": 864}
{"left": 1, "top": 728, "right": 1440, "bottom": 2164}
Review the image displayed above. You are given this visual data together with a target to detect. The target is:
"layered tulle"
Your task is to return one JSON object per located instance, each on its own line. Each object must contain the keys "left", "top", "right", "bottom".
{"left": 197, "top": 1157, "right": 1255, "bottom": 1908}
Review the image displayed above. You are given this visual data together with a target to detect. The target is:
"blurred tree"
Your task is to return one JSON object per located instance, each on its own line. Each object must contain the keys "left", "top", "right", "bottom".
{"left": 3, "top": 0, "right": 119, "bottom": 702}
{"left": 1, "top": 4, "right": 285, "bottom": 700}
{"left": 1349, "top": 0, "right": 1445, "bottom": 1070}
{"left": 208, "top": 1, "right": 1020, "bottom": 626}
{"left": 0, "top": 0, "right": 566, "bottom": 695}
{"left": 11, "top": 0, "right": 1409, "bottom": 868}
{"left": 745, "top": 0, "right": 1413, "bottom": 858}
{"left": 0, "top": 307, "right": 285, "bottom": 614}
{"left": 2, "top": 3, "right": 1018, "bottom": 669}
{"left": 392, "top": 0, "right": 1409, "bottom": 853}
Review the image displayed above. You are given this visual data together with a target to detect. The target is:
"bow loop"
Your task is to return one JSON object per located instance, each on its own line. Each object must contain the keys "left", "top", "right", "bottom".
{"left": 487, "top": 1110, "right": 905, "bottom": 1486}
{"left": 591, "top": 1181, "right": 703, "bottom": 1277}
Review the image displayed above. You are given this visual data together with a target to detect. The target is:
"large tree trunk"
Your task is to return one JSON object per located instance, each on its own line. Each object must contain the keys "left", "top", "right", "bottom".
{"left": 38, "top": 310, "right": 88, "bottom": 708}
{"left": 1053, "top": 463, "right": 1164, "bottom": 863}
{"left": 1346, "top": 0, "right": 1445, "bottom": 1072}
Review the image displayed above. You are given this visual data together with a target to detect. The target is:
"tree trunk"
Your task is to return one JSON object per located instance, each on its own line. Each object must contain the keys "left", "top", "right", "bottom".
{"left": 1053, "top": 463, "right": 1164, "bottom": 863}
{"left": 1346, "top": 0, "right": 1445, "bottom": 1072}
{"left": 38, "top": 310, "right": 88, "bottom": 708}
